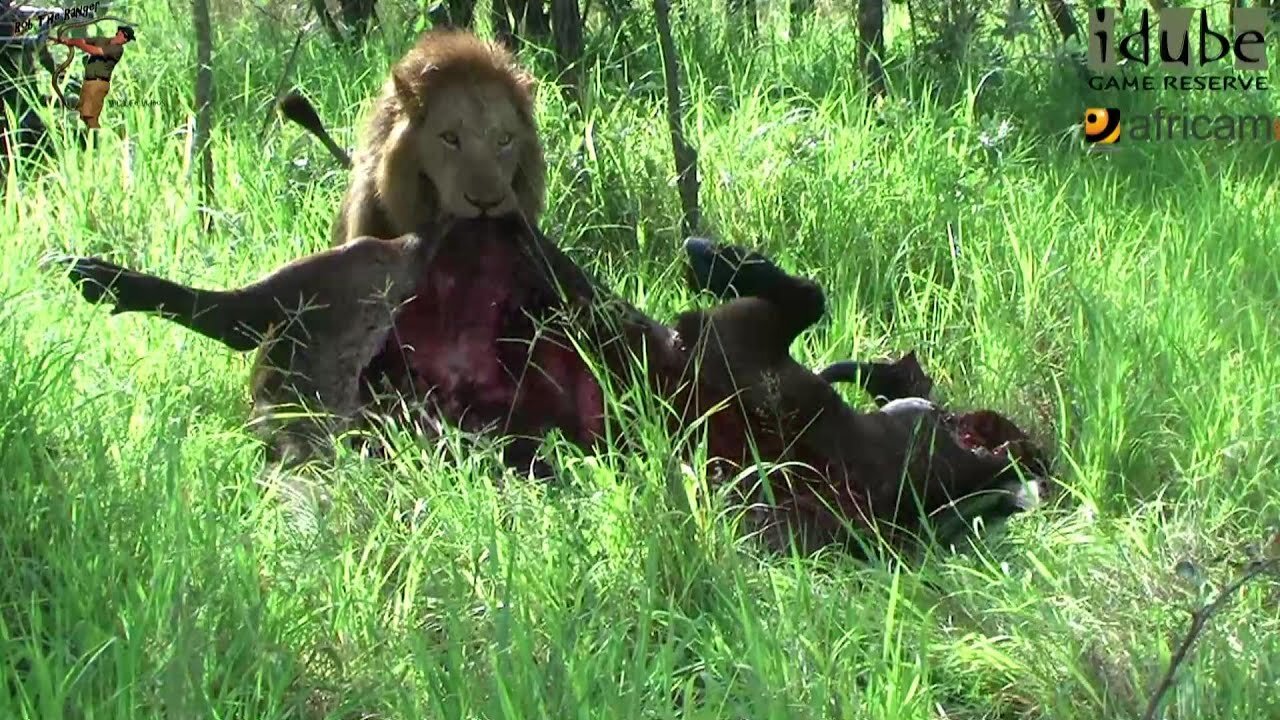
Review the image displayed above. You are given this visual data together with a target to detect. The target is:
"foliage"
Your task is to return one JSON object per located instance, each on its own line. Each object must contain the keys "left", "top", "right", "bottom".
{"left": 2, "top": 1, "right": 1280, "bottom": 717}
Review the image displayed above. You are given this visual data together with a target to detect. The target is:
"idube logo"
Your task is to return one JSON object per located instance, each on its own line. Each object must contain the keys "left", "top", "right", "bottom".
{"left": 1087, "top": 6, "right": 1270, "bottom": 92}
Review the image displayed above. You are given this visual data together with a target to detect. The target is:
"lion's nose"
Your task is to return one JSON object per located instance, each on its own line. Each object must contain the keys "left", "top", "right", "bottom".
{"left": 465, "top": 194, "right": 504, "bottom": 212}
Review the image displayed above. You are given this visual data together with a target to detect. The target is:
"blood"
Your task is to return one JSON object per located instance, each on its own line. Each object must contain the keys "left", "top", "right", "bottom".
{"left": 353, "top": 224, "right": 1046, "bottom": 512}
{"left": 373, "top": 231, "right": 607, "bottom": 449}
{"left": 951, "top": 409, "right": 1029, "bottom": 454}
{"left": 363, "top": 227, "right": 768, "bottom": 468}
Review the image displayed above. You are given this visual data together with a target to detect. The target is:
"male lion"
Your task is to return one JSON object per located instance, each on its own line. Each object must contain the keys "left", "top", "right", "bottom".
{"left": 279, "top": 28, "right": 547, "bottom": 246}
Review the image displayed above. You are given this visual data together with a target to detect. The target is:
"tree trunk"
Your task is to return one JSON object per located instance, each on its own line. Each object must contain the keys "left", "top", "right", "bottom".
{"left": 652, "top": 0, "right": 700, "bottom": 237}
{"left": 522, "top": 0, "right": 551, "bottom": 43}
{"left": 309, "top": 0, "right": 347, "bottom": 44}
{"left": 551, "top": 0, "right": 584, "bottom": 97}
{"left": 450, "top": 0, "right": 476, "bottom": 25}
{"left": 338, "top": 0, "right": 378, "bottom": 40}
{"left": 493, "top": 0, "right": 517, "bottom": 50}
{"left": 0, "top": 6, "right": 46, "bottom": 158}
{"left": 789, "top": 0, "right": 813, "bottom": 39}
{"left": 597, "top": 0, "right": 632, "bottom": 45}
{"left": 1043, "top": 0, "right": 1078, "bottom": 41}
{"left": 728, "top": 0, "right": 758, "bottom": 35}
{"left": 857, "top": 0, "right": 885, "bottom": 98}
{"left": 427, "top": 0, "right": 476, "bottom": 27}
{"left": 193, "top": 0, "right": 215, "bottom": 234}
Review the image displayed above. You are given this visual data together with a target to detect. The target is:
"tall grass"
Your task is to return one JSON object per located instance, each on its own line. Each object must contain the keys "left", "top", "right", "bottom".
{"left": 2, "top": 2, "right": 1279, "bottom": 718}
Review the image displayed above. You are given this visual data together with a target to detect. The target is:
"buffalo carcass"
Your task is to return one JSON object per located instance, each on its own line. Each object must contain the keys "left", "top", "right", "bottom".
{"left": 55, "top": 215, "right": 1051, "bottom": 553}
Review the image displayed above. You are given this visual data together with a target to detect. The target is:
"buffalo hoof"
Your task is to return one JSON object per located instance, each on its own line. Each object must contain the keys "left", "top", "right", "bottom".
{"left": 683, "top": 237, "right": 786, "bottom": 301}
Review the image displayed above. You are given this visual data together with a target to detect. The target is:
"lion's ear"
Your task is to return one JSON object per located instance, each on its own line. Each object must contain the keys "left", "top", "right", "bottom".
{"left": 391, "top": 67, "right": 422, "bottom": 116}
{"left": 511, "top": 68, "right": 537, "bottom": 102}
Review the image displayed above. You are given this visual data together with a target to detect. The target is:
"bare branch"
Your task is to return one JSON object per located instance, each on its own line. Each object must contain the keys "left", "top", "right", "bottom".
{"left": 258, "top": 22, "right": 314, "bottom": 144}
{"left": 1141, "top": 556, "right": 1280, "bottom": 720}
{"left": 652, "top": 0, "right": 700, "bottom": 237}
{"left": 192, "top": 0, "right": 215, "bottom": 234}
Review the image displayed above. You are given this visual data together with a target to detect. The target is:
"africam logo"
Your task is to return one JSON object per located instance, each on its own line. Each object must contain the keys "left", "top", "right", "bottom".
{"left": 1084, "top": 106, "right": 1280, "bottom": 146}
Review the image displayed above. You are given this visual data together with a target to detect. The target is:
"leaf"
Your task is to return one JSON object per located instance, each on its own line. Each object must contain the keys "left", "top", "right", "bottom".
{"left": 998, "top": 6, "right": 1037, "bottom": 41}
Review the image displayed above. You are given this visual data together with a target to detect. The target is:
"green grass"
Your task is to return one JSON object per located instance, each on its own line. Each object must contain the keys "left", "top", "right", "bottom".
{"left": 3, "top": 2, "right": 1280, "bottom": 718}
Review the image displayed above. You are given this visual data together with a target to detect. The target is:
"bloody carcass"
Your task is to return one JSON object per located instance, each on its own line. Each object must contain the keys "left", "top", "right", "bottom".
{"left": 55, "top": 216, "right": 1051, "bottom": 553}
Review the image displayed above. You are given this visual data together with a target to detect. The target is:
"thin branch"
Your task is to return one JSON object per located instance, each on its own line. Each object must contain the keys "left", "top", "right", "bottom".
{"left": 258, "top": 21, "right": 315, "bottom": 144}
{"left": 652, "top": 0, "right": 700, "bottom": 238}
{"left": 192, "top": 0, "right": 215, "bottom": 234}
{"left": 1141, "top": 557, "right": 1280, "bottom": 720}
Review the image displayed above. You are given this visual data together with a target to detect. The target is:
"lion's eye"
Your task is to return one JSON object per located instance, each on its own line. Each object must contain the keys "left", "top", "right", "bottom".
{"left": 497, "top": 132, "right": 513, "bottom": 148}
{"left": 440, "top": 131, "right": 460, "bottom": 147}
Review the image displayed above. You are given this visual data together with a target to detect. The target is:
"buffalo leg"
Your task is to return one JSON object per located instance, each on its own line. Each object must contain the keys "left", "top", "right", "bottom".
{"left": 55, "top": 255, "right": 266, "bottom": 351}
{"left": 52, "top": 231, "right": 444, "bottom": 472}
{"left": 683, "top": 236, "right": 825, "bottom": 345}
{"left": 819, "top": 351, "right": 935, "bottom": 405}
{"left": 682, "top": 236, "right": 932, "bottom": 404}
{"left": 52, "top": 233, "right": 441, "bottom": 353}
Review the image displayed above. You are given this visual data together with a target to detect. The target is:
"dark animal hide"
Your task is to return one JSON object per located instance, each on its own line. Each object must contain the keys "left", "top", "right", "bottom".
{"left": 54, "top": 216, "right": 1050, "bottom": 554}
{"left": 682, "top": 236, "right": 935, "bottom": 404}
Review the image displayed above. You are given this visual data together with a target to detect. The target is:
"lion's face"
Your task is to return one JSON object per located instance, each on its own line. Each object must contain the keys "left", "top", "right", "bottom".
{"left": 408, "top": 80, "right": 536, "bottom": 220}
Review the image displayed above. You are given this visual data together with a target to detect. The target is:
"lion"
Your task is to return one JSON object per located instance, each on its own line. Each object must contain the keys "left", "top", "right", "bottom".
{"left": 279, "top": 28, "right": 548, "bottom": 247}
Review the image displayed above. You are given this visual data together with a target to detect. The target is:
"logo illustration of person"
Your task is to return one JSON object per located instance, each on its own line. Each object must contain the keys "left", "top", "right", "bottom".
{"left": 52, "top": 25, "right": 135, "bottom": 129}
